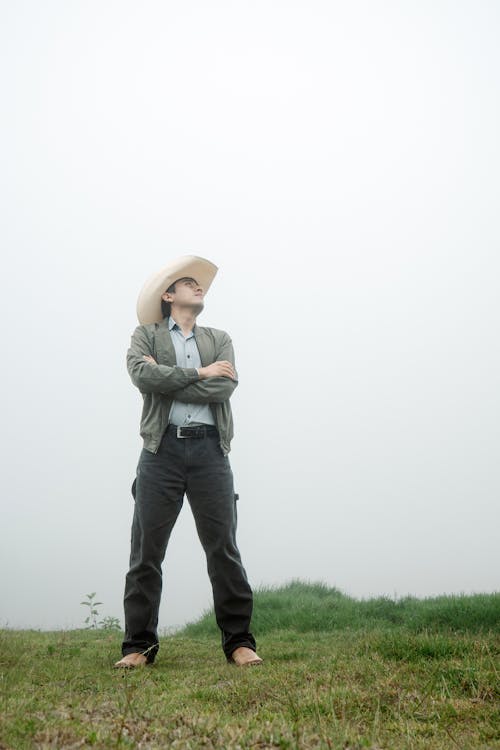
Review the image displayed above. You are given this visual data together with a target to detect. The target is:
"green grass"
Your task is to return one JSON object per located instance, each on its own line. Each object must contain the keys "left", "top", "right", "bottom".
{"left": 183, "top": 580, "right": 500, "bottom": 637}
{"left": 1, "top": 582, "right": 499, "bottom": 749}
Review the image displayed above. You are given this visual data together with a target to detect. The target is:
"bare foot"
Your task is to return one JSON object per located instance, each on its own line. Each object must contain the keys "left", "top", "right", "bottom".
{"left": 230, "top": 647, "right": 263, "bottom": 666}
{"left": 114, "top": 652, "right": 148, "bottom": 668}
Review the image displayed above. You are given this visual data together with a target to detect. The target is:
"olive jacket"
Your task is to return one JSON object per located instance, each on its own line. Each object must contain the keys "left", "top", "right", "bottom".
{"left": 127, "top": 319, "right": 238, "bottom": 455}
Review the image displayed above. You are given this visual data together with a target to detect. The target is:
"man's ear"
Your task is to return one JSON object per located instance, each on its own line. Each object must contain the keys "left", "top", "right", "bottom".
{"left": 162, "top": 292, "right": 174, "bottom": 303}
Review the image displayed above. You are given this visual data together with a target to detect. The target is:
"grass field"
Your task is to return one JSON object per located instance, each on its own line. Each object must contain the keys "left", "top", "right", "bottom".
{"left": 1, "top": 583, "right": 499, "bottom": 749}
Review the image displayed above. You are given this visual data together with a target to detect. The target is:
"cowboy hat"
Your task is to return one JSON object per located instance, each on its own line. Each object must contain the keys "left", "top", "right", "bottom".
{"left": 136, "top": 255, "right": 218, "bottom": 324}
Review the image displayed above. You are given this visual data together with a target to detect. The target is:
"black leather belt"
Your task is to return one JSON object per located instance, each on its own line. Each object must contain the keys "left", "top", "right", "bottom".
{"left": 167, "top": 424, "right": 219, "bottom": 439}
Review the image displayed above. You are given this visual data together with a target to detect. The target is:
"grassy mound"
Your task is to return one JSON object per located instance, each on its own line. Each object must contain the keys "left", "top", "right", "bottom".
{"left": 2, "top": 582, "right": 499, "bottom": 748}
{"left": 182, "top": 580, "right": 500, "bottom": 637}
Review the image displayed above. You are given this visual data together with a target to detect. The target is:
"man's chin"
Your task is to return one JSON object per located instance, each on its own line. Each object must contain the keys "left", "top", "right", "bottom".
{"left": 191, "top": 301, "right": 205, "bottom": 315}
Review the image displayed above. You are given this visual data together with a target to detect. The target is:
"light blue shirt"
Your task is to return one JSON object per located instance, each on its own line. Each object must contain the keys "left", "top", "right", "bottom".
{"left": 168, "top": 317, "right": 215, "bottom": 426}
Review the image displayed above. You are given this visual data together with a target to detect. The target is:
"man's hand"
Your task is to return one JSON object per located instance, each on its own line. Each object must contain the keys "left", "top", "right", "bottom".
{"left": 143, "top": 355, "right": 157, "bottom": 365}
{"left": 198, "top": 361, "right": 236, "bottom": 380}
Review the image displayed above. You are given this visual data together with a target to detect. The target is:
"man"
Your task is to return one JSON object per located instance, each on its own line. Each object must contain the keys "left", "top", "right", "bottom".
{"left": 115, "top": 255, "right": 261, "bottom": 668}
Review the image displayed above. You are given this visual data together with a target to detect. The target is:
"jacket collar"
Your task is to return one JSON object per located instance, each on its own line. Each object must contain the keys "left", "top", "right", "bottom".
{"left": 193, "top": 326, "right": 212, "bottom": 367}
{"left": 154, "top": 318, "right": 176, "bottom": 364}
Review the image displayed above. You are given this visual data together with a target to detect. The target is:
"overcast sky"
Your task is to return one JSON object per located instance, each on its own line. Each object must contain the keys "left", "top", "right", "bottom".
{"left": 1, "top": 0, "right": 499, "bottom": 631}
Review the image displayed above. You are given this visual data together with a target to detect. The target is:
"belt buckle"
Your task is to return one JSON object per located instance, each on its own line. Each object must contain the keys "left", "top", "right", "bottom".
{"left": 176, "top": 426, "right": 189, "bottom": 438}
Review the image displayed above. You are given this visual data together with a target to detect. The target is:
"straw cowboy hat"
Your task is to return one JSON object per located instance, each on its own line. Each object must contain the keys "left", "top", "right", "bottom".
{"left": 136, "top": 255, "right": 218, "bottom": 324}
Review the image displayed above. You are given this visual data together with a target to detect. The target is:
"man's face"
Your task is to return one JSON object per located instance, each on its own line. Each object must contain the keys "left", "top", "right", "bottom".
{"left": 162, "top": 277, "right": 205, "bottom": 312}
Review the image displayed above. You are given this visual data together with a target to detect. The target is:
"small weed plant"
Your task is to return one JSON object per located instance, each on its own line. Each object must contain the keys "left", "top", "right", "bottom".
{"left": 80, "top": 592, "right": 120, "bottom": 631}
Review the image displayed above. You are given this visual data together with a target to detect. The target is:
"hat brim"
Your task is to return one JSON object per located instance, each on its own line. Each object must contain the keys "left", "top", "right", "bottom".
{"left": 136, "top": 255, "right": 218, "bottom": 324}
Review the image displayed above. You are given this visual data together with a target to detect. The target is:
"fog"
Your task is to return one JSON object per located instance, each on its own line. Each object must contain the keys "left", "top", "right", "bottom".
{"left": 1, "top": 0, "right": 499, "bottom": 632}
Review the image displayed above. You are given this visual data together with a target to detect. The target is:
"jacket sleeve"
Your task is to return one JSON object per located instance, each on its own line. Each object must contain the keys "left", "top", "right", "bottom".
{"left": 170, "top": 376, "right": 238, "bottom": 404}
{"left": 170, "top": 331, "right": 238, "bottom": 403}
{"left": 127, "top": 326, "right": 199, "bottom": 394}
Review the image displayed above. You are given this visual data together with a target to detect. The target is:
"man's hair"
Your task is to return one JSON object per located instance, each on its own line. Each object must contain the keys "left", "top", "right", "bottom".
{"left": 161, "top": 277, "right": 198, "bottom": 319}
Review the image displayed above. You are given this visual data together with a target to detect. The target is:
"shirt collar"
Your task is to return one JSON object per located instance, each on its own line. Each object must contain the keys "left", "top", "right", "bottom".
{"left": 168, "top": 317, "right": 195, "bottom": 337}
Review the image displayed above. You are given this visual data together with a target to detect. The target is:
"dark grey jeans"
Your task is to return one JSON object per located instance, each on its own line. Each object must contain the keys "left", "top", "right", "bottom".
{"left": 122, "top": 425, "right": 256, "bottom": 661}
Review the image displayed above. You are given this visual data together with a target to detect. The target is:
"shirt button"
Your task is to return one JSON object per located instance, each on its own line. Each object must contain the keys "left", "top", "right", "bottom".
{"left": 187, "top": 355, "right": 190, "bottom": 358}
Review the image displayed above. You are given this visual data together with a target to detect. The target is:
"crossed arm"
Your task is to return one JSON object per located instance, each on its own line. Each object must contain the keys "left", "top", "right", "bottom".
{"left": 162, "top": 359, "right": 237, "bottom": 403}
{"left": 127, "top": 326, "right": 238, "bottom": 403}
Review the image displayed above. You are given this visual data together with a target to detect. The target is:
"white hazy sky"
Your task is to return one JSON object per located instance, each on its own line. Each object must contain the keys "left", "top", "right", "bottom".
{"left": 1, "top": 1, "right": 499, "bottom": 631}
